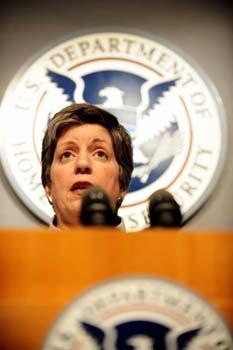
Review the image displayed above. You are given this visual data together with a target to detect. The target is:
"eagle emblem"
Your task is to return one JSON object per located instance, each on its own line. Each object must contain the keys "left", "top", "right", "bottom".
{"left": 78, "top": 320, "right": 201, "bottom": 350}
{"left": 47, "top": 69, "right": 183, "bottom": 192}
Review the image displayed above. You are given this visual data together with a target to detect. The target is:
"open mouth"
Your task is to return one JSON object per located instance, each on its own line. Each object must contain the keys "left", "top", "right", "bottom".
{"left": 70, "top": 181, "right": 93, "bottom": 192}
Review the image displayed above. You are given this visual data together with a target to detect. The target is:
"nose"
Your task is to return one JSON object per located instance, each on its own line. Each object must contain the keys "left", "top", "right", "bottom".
{"left": 75, "top": 151, "right": 92, "bottom": 174}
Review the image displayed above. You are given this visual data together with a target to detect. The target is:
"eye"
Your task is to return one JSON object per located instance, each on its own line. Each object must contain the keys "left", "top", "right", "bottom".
{"left": 95, "top": 150, "right": 108, "bottom": 159}
{"left": 60, "top": 151, "right": 73, "bottom": 160}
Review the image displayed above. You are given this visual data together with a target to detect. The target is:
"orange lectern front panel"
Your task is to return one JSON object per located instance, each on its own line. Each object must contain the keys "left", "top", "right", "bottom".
{"left": 0, "top": 228, "right": 232, "bottom": 349}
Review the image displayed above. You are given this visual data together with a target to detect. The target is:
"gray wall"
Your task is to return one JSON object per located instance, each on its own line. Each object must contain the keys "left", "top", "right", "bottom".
{"left": 0, "top": 0, "right": 232, "bottom": 229}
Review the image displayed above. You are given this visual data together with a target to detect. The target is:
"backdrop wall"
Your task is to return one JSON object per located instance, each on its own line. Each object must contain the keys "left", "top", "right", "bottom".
{"left": 0, "top": 0, "right": 232, "bottom": 229}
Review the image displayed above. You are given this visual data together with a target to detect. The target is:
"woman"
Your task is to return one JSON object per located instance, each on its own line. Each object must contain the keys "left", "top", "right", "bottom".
{"left": 41, "top": 103, "right": 133, "bottom": 229}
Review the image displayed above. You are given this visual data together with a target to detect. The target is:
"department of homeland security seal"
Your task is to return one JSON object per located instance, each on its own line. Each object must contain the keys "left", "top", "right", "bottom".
{"left": 42, "top": 276, "right": 233, "bottom": 350}
{"left": 0, "top": 29, "right": 227, "bottom": 231}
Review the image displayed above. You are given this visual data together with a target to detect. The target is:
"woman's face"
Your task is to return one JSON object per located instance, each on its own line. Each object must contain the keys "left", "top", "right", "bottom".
{"left": 45, "top": 124, "right": 124, "bottom": 228}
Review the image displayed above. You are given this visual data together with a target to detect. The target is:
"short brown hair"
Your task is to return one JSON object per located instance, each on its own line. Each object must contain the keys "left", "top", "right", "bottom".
{"left": 41, "top": 103, "right": 133, "bottom": 193}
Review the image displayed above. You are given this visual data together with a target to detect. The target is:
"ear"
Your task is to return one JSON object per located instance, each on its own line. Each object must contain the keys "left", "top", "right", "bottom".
{"left": 45, "top": 184, "right": 51, "bottom": 198}
{"left": 120, "top": 189, "right": 127, "bottom": 199}
{"left": 45, "top": 184, "right": 53, "bottom": 205}
{"left": 116, "top": 189, "right": 127, "bottom": 209}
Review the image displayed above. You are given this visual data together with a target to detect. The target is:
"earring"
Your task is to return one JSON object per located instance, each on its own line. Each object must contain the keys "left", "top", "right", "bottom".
{"left": 47, "top": 196, "right": 53, "bottom": 205}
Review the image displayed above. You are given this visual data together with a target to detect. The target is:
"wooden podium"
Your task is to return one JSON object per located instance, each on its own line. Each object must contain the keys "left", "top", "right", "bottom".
{"left": 0, "top": 228, "right": 232, "bottom": 349}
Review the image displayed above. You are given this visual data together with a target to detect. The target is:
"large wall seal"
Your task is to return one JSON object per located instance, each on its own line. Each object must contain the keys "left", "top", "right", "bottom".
{"left": 41, "top": 276, "right": 233, "bottom": 349}
{"left": 0, "top": 29, "right": 227, "bottom": 231}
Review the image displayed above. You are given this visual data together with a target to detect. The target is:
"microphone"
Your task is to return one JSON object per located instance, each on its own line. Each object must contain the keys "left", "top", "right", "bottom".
{"left": 80, "top": 186, "right": 115, "bottom": 226}
{"left": 148, "top": 189, "right": 182, "bottom": 227}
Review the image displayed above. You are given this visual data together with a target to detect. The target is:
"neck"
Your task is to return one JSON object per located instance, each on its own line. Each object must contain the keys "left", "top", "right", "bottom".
{"left": 54, "top": 214, "right": 81, "bottom": 229}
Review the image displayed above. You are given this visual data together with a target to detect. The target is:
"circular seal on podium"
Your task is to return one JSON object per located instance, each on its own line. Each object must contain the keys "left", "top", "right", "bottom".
{"left": 42, "top": 276, "right": 233, "bottom": 350}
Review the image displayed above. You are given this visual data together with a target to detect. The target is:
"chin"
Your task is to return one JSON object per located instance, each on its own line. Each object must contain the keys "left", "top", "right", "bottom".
{"left": 70, "top": 203, "right": 82, "bottom": 216}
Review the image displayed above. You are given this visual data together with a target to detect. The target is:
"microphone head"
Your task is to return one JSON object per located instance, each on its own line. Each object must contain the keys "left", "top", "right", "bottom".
{"left": 148, "top": 189, "right": 182, "bottom": 227}
{"left": 80, "top": 186, "right": 115, "bottom": 226}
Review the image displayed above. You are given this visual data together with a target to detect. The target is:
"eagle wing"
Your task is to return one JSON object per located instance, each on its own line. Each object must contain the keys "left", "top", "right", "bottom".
{"left": 176, "top": 328, "right": 201, "bottom": 349}
{"left": 132, "top": 79, "right": 183, "bottom": 182}
{"left": 80, "top": 321, "right": 105, "bottom": 348}
{"left": 46, "top": 69, "right": 76, "bottom": 103}
{"left": 135, "top": 79, "right": 179, "bottom": 145}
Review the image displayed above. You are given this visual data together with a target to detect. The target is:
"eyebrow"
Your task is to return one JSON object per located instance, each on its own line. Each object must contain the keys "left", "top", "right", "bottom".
{"left": 57, "top": 138, "right": 109, "bottom": 149}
